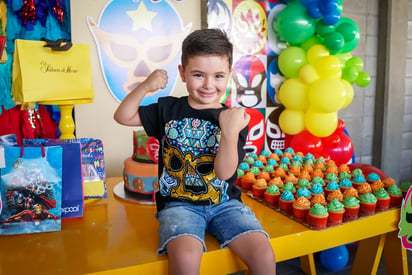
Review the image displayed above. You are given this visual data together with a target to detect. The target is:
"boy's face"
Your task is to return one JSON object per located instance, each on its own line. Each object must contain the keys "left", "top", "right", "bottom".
{"left": 179, "top": 54, "right": 231, "bottom": 109}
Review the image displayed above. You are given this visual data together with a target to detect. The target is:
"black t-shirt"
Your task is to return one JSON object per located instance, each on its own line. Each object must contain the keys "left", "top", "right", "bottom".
{"left": 139, "top": 96, "right": 248, "bottom": 212}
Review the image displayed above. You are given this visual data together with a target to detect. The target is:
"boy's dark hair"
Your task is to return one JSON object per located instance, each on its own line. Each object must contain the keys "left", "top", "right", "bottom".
{"left": 181, "top": 28, "right": 233, "bottom": 69}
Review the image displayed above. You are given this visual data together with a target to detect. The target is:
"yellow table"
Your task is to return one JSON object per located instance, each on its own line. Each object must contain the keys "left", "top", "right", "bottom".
{"left": 0, "top": 178, "right": 407, "bottom": 275}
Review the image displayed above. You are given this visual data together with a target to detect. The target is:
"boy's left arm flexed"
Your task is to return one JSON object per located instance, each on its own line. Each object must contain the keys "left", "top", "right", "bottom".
{"left": 215, "top": 107, "right": 250, "bottom": 181}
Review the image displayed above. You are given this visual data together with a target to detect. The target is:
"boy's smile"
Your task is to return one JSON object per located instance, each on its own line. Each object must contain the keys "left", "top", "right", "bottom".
{"left": 179, "top": 55, "right": 231, "bottom": 110}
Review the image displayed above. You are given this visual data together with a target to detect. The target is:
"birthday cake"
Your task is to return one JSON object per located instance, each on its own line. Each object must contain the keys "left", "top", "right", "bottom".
{"left": 123, "top": 130, "right": 159, "bottom": 202}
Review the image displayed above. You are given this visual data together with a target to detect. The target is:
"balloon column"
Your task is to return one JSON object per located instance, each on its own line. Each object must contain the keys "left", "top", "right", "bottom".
{"left": 272, "top": 0, "right": 370, "bottom": 164}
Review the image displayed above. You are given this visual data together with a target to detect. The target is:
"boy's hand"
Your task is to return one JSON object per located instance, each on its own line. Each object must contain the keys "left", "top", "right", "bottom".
{"left": 140, "top": 69, "right": 168, "bottom": 95}
{"left": 219, "top": 107, "right": 250, "bottom": 135}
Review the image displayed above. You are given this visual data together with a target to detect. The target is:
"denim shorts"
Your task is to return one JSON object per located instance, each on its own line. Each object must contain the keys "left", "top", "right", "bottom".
{"left": 156, "top": 199, "right": 268, "bottom": 255}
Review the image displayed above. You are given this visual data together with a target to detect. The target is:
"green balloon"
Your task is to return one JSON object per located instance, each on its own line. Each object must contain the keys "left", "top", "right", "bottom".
{"left": 346, "top": 56, "right": 364, "bottom": 72}
{"left": 335, "top": 17, "right": 360, "bottom": 53}
{"left": 275, "top": 2, "right": 316, "bottom": 45}
{"left": 342, "top": 66, "right": 359, "bottom": 83}
{"left": 278, "top": 46, "right": 307, "bottom": 78}
{"left": 316, "top": 21, "right": 336, "bottom": 36}
{"left": 324, "top": 32, "right": 345, "bottom": 52}
{"left": 354, "top": 71, "right": 371, "bottom": 87}
{"left": 300, "top": 36, "right": 324, "bottom": 51}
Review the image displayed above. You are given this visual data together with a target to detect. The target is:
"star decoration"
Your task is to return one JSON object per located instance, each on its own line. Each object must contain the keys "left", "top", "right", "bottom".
{"left": 126, "top": 2, "right": 156, "bottom": 32}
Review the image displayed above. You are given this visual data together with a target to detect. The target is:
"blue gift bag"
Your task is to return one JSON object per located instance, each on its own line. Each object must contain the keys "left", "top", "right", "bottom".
{"left": 0, "top": 146, "right": 63, "bottom": 235}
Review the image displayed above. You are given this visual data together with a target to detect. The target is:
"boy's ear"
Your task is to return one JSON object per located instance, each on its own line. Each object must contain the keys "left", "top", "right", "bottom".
{"left": 178, "top": 65, "right": 186, "bottom": 82}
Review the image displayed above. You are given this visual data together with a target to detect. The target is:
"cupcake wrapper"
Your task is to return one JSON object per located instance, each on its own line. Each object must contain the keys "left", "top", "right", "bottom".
{"left": 241, "top": 180, "right": 254, "bottom": 191}
{"left": 359, "top": 202, "right": 376, "bottom": 217}
{"left": 308, "top": 214, "right": 328, "bottom": 229}
{"left": 327, "top": 211, "right": 344, "bottom": 226}
{"left": 389, "top": 195, "right": 403, "bottom": 207}
{"left": 293, "top": 207, "right": 309, "bottom": 223}
{"left": 376, "top": 198, "right": 391, "bottom": 212}
{"left": 264, "top": 193, "right": 280, "bottom": 208}
{"left": 252, "top": 186, "right": 266, "bottom": 200}
{"left": 279, "top": 199, "right": 294, "bottom": 214}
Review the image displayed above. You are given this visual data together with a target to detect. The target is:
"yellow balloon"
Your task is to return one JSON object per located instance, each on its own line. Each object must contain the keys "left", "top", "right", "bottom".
{"left": 299, "top": 64, "right": 320, "bottom": 84}
{"left": 305, "top": 108, "right": 338, "bottom": 137}
{"left": 340, "top": 79, "right": 354, "bottom": 109}
{"left": 315, "top": 55, "right": 342, "bottom": 79}
{"left": 278, "top": 78, "right": 309, "bottom": 110}
{"left": 309, "top": 78, "right": 346, "bottom": 112}
{"left": 307, "top": 44, "right": 329, "bottom": 65}
{"left": 279, "top": 109, "right": 306, "bottom": 135}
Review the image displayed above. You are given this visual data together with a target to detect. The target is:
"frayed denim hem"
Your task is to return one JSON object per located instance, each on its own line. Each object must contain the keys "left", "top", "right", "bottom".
{"left": 156, "top": 233, "right": 207, "bottom": 255}
{"left": 219, "top": 229, "right": 269, "bottom": 249}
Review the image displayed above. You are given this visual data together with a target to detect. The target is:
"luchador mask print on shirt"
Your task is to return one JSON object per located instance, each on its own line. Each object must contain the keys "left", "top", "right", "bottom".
{"left": 159, "top": 118, "right": 229, "bottom": 204}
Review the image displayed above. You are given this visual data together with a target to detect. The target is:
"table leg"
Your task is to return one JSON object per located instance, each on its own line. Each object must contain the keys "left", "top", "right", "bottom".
{"left": 384, "top": 231, "right": 408, "bottom": 275}
{"left": 300, "top": 254, "right": 316, "bottom": 275}
{"left": 351, "top": 234, "right": 386, "bottom": 275}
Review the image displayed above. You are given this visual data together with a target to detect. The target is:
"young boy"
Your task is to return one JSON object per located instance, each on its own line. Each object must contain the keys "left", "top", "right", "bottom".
{"left": 114, "top": 28, "right": 276, "bottom": 275}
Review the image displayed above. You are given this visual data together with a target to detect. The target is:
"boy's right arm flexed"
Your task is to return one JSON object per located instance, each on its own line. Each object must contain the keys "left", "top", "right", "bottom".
{"left": 113, "top": 69, "right": 168, "bottom": 126}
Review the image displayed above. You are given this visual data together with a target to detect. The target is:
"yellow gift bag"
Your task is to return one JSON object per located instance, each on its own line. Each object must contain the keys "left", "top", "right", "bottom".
{"left": 12, "top": 38, "right": 95, "bottom": 104}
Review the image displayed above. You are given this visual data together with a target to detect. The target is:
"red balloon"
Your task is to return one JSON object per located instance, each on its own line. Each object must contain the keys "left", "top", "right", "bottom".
{"left": 322, "top": 133, "right": 341, "bottom": 148}
{"left": 289, "top": 130, "right": 323, "bottom": 155}
{"left": 322, "top": 132, "right": 353, "bottom": 165}
{"left": 348, "top": 163, "right": 387, "bottom": 179}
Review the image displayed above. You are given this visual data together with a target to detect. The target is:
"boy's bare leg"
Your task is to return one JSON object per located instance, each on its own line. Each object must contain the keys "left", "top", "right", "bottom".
{"left": 166, "top": 235, "right": 204, "bottom": 275}
{"left": 229, "top": 232, "right": 276, "bottom": 275}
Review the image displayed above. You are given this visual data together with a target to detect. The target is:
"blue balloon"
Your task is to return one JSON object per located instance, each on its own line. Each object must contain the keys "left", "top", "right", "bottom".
{"left": 319, "top": 245, "right": 349, "bottom": 271}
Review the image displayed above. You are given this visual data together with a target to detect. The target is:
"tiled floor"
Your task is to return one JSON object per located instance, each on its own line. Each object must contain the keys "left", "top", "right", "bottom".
{"left": 276, "top": 243, "right": 412, "bottom": 274}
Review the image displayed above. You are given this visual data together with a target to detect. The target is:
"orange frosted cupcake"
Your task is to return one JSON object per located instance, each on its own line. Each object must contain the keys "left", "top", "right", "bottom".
{"left": 273, "top": 167, "right": 286, "bottom": 178}
{"left": 264, "top": 184, "right": 281, "bottom": 208}
{"left": 314, "top": 162, "right": 326, "bottom": 171}
{"left": 326, "top": 159, "right": 336, "bottom": 168}
{"left": 342, "top": 187, "right": 358, "bottom": 198}
{"left": 298, "top": 170, "right": 311, "bottom": 181}
{"left": 311, "top": 193, "right": 327, "bottom": 206}
{"left": 325, "top": 166, "right": 338, "bottom": 175}
{"left": 241, "top": 172, "right": 255, "bottom": 191}
{"left": 338, "top": 163, "right": 351, "bottom": 173}
{"left": 357, "top": 182, "right": 372, "bottom": 195}
{"left": 370, "top": 180, "right": 384, "bottom": 193}
{"left": 382, "top": 177, "right": 396, "bottom": 189}
{"left": 303, "top": 164, "right": 314, "bottom": 174}
{"left": 327, "top": 189, "right": 343, "bottom": 203}
{"left": 308, "top": 203, "right": 329, "bottom": 230}
{"left": 293, "top": 197, "right": 311, "bottom": 223}
{"left": 268, "top": 153, "right": 280, "bottom": 161}
{"left": 268, "top": 177, "right": 284, "bottom": 188}
{"left": 284, "top": 173, "right": 299, "bottom": 186}
{"left": 257, "top": 171, "right": 271, "bottom": 182}
{"left": 311, "top": 168, "right": 324, "bottom": 179}
{"left": 289, "top": 165, "right": 301, "bottom": 176}
{"left": 252, "top": 179, "right": 268, "bottom": 200}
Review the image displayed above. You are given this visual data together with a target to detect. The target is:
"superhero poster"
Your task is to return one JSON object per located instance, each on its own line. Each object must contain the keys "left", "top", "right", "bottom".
{"left": 208, "top": 0, "right": 286, "bottom": 154}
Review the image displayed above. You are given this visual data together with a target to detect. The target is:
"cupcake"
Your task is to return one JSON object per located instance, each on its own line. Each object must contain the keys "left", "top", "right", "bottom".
{"left": 238, "top": 162, "right": 250, "bottom": 172}
{"left": 308, "top": 203, "right": 329, "bottom": 229}
{"left": 279, "top": 190, "right": 295, "bottom": 214}
{"left": 339, "top": 171, "right": 352, "bottom": 180}
{"left": 273, "top": 167, "right": 286, "bottom": 178}
{"left": 249, "top": 166, "right": 261, "bottom": 177}
{"left": 314, "top": 162, "right": 326, "bottom": 172}
{"left": 366, "top": 172, "right": 381, "bottom": 184}
{"left": 292, "top": 154, "right": 303, "bottom": 163}
{"left": 241, "top": 172, "right": 255, "bottom": 191}
{"left": 244, "top": 156, "right": 255, "bottom": 167}
{"left": 310, "top": 183, "right": 324, "bottom": 196}
{"left": 281, "top": 182, "right": 296, "bottom": 195}
{"left": 400, "top": 181, "right": 412, "bottom": 197}
{"left": 370, "top": 180, "right": 384, "bottom": 193}
{"left": 325, "top": 180, "right": 339, "bottom": 197}
{"left": 359, "top": 193, "right": 377, "bottom": 216}
{"left": 352, "top": 175, "right": 367, "bottom": 190}
{"left": 262, "top": 165, "right": 275, "bottom": 175}
{"left": 289, "top": 164, "right": 301, "bottom": 176}
{"left": 257, "top": 171, "right": 271, "bottom": 182}
{"left": 338, "top": 163, "right": 351, "bottom": 173}
{"left": 260, "top": 150, "right": 271, "bottom": 159}
{"left": 325, "top": 166, "right": 338, "bottom": 175}
{"left": 342, "top": 196, "right": 360, "bottom": 221}
{"left": 296, "top": 187, "right": 312, "bottom": 199}
{"left": 311, "top": 169, "right": 324, "bottom": 179}
{"left": 327, "top": 189, "right": 343, "bottom": 203}
{"left": 284, "top": 173, "right": 299, "bottom": 186}
{"left": 382, "top": 177, "right": 396, "bottom": 189}
{"left": 325, "top": 159, "right": 336, "bottom": 168}
{"left": 278, "top": 163, "right": 289, "bottom": 171}
{"left": 264, "top": 184, "right": 280, "bottom": 208}
{"left": 325, "top": 172, "right": 339, "bottom": 183}
{"left": 268, "top": 153, "right": 280, "bottom": 161}
{"left": 342, "top": 187, "right": 358, "bottom": 198}
{"left": 311, "top": 193, "right": 327, "bottom": 206}
{"left": 297, "top": 178, "right": 311, "bottom": 189}
{"left": 387, "top": 184, "right": 403, "bottom": 207}
{"left": 299, "top": 170, "right": 311, "bottom": 180}
{"left": 236, "top": 169, "right": 245, "bottom": 186}
{"left": 252, "top": 178, "right": 267, "bottom": 200}
{"left": 312, "top": 176, "right": 325, "bottom": 187}
{"left": 293, "top": 197, "right": 311, "bottom": 223}
{"left": 339, "top": 178, "right": 353, "bottom": 191}
{"left": 303, "top": 164, "right": 314, "bottom": 174}
{"left": 357, "top": 182, "right": 372, "bottom": 195}
{"left": 326, "top": 198, "right": 345, "bottom": 226}
{"left": 374, "top": 188, "right": 391, "bottom": 212}
{"left": 268, "top": 177, "right": 284, "bottom": 188}
{"left": 256, "top": 155, "right": 267, "bottom": 165}
{"left": 280, "top": 157, "right": 291, "bottom": 166}
{"left": 252, "top": 160, "right": 264, "bottom": 171}
{"left": 267, "top": 158, "right": 278, "bottom": 167}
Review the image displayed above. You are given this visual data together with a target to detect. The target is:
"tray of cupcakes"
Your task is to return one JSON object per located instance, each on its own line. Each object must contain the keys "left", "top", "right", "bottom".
{"left": 235, "top": 148, "right": 408, "bottom": 230}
